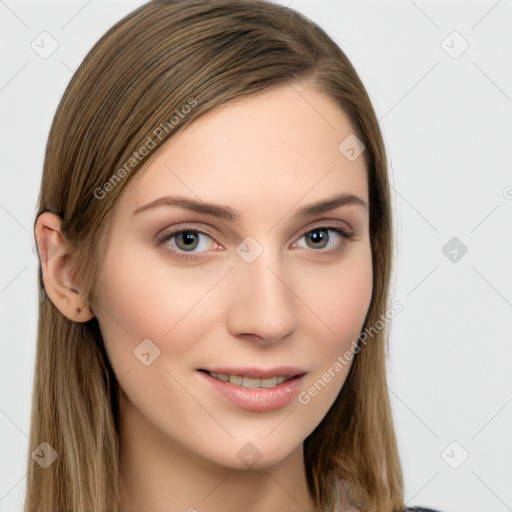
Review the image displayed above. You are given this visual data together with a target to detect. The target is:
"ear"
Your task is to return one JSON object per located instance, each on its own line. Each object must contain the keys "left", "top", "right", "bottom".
{"left": 34, "top": 212, "right": 94, "bottom": 322}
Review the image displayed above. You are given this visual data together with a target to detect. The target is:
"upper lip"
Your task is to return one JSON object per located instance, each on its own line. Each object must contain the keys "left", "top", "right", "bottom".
{"left": 199, "top": 366, "right": 306, "bottom": 379}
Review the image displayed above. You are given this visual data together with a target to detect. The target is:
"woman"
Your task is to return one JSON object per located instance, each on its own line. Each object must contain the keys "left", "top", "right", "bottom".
{"left": 29, "top": 1, "right": 443, "bottom": 511}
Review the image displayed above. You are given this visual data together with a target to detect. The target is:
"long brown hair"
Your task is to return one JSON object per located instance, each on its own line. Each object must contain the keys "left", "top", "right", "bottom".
{"left": 27, "top": 1, "right": 405, "bottom": 510}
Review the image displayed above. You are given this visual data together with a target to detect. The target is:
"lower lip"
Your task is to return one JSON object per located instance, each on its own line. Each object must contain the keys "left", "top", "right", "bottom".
{"left": 197, "top": 371, "right": 305, "bottom": 412}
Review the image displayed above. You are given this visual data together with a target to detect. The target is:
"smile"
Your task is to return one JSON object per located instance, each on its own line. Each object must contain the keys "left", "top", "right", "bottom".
{"left": 207, "top": 371, "right": 294, "bottom": 389}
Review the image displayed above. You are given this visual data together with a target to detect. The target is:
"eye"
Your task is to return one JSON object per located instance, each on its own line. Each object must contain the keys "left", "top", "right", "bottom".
{"left": 171, "top": 230, "right": 211, "bottom": 252}
{"left": 158, "top": 227, "right": 217, "bottom": 260}
{"left": 155, "top": 222, "right": 355, "bottom": 262}
{"left": 293, "top": 226, "right": 353, "bottom": 252}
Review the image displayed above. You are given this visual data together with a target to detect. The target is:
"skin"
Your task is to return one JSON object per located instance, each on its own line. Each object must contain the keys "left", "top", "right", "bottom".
{"left": 35, "top": 81, "right": 372, "bottom": 512}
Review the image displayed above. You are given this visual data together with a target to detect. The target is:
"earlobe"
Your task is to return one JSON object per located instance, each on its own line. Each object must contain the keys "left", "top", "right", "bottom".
{"left": 34, "top": 212, "right": 94, "bottom": 322}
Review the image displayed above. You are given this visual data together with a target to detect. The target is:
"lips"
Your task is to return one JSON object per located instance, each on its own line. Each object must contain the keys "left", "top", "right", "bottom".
{"left": 197, "top": 368, "right": 306, "bottom": 412}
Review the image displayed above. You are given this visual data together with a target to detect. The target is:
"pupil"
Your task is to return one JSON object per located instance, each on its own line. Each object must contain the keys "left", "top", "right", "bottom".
{"left": 178, "top": 231, "right": 198, "bottom": 250}
{"left": 308, "top": 229, "right": 328, "bottom": 248}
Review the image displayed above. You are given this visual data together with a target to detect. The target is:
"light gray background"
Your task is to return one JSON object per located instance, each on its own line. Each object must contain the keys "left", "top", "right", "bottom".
{"left": 1, "top": 1, "right": 511, "bottom": 511}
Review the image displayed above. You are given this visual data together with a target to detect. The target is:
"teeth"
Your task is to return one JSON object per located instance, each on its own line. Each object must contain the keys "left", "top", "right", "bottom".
{"left": 230, "top": 375, "right": 242, "bottom": 385}
{"left": 241, "top": 377, "right": 260, "bottom": 389}
{"left": 208, "top": 372, "right": 291, "bottom": 388}
{"left": 261, "top": 376, "right": 277, "bottom": 388}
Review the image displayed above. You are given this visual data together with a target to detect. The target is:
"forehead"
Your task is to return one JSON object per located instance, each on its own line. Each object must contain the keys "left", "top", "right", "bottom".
{"left": 122, "top": 83, "right": 368, "bottom": 216}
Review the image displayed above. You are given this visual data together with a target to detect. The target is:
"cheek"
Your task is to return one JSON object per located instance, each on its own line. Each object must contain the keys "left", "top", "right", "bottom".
{"left": 293, "top": 245, "right": 372, "bottom": 404}
{"left": 96, "top": 242, "right": 225, "bottom": 371}
{"left": 98, "top": 242, "right": 200, "bottom": 364}
{"left": 98, "top": 235, "right": 372, "bottom": 372}
{"left": 297, "top": 244, "right": 373, "bottom": 349}
{"left": 331, "top": 257, "right": 373, "bottom": 342}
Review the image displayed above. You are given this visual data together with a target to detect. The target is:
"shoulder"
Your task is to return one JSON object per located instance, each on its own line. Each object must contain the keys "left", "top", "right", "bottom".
{"left": 402, "top": 507, "right": 444, "bottom": 512}
{"left": 332, "top": 480, "right": 444, "bottom": 512}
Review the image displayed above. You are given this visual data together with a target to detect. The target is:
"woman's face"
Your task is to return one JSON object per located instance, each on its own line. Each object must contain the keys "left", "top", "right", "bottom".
{"left": 95, "top": 82, "right": 372, "bottom": 470}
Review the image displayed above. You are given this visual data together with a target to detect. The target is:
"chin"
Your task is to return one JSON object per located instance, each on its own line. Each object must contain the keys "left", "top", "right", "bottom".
{"left": 203, "top": 438, "right": 303, "bottom": 472}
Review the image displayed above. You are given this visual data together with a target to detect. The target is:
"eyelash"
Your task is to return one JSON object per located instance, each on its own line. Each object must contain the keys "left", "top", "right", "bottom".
{"left": 155, "top": 223, "right": 355, "bottom": 262}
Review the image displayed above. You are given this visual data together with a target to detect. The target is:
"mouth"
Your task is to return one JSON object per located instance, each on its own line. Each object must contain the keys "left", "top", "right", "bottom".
{"left": 197, "top": 367, "right": 306, "bottom": 412}
{"left": 197, "top": 369, "right": 305, "bottom": 389}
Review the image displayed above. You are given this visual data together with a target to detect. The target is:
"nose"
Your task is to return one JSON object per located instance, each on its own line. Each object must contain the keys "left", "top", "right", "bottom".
{"left": 225, "top": 244, "right": 298, "bottom": 346}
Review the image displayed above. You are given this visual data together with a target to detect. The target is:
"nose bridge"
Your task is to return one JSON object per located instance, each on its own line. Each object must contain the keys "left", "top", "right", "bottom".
{"left": 226, "top": 236, "right": 297, "bottom": 342}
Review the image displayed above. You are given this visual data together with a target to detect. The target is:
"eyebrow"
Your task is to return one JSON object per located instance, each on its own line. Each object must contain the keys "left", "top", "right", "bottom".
{"left": 133, "top": 193, "right": 368, "bottom": 221}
